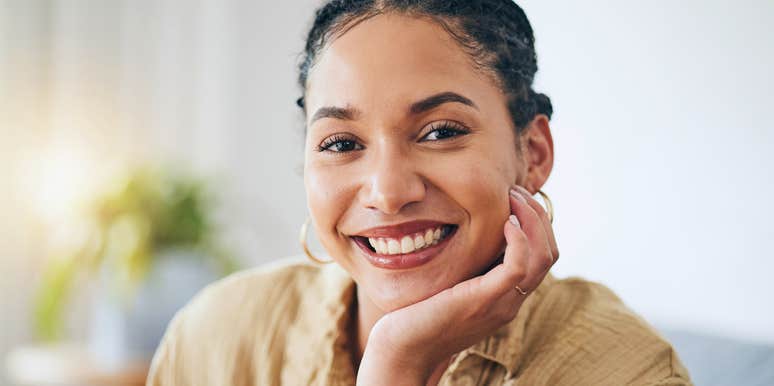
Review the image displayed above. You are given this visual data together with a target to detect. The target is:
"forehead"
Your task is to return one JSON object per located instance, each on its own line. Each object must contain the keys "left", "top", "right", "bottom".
{"left": 305, "top": 13, "right": 498, "bottom": 116}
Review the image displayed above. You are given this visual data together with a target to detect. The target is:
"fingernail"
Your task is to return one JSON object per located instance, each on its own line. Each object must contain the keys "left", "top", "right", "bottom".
{"left": 515, "top": 185, "right": 533, "bottom": 197}
{"left": 509, "top": 214, "right": 521, "bottom": 228}
{"left": 509, "top": 188, "right": 527, "bottom": 203}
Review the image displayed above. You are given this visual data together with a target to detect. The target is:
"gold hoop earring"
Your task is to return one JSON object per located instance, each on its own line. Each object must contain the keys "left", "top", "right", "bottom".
{"left": 536, "top": 190, "right": 554, "bottom": 224}
{"left": 299, "top": 216, "right": 333, "bottom": 264}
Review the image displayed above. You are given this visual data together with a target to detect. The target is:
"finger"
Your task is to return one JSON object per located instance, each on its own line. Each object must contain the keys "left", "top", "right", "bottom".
{"left": 479, "top": 200, "right": 541, "bottom": 299}
{"left": 450, "top": 216, "right": 530, "bottom": 303}
{"left": 483, "top": 217, "right": 537, "bottom": 320}
{"left": 513, "top": 185, "right": 559, "bottom": 262}
{"left": 508, "top": 190, "right": 554, "bottom": 292}
{"left": 500, "top": 214, "right": 530, "bottom": 294}
{"left": 440, "top": 189, "right": 549, "bottom": 305}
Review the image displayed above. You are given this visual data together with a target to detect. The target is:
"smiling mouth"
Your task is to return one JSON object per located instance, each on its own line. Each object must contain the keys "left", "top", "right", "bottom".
{"left": 350, "top": 224, "right": 458, "bottom": 269}
{"left": 353, "top": 224, "right": 457, "bottom": 254}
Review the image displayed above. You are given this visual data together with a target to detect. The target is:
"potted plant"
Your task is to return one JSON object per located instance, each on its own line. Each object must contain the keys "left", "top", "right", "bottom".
{"left": 33, "top": 166, "right": 238, "bottom": 365}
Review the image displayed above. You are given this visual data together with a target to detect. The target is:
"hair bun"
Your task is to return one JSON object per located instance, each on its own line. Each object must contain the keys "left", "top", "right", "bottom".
{"left": 532, "top": 92, "right": 553, "bottom": 120}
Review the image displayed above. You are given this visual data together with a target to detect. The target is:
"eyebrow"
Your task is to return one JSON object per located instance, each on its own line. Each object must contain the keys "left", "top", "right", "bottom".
{"left": 309, "top": 91, "right": 478, "bottom": 124}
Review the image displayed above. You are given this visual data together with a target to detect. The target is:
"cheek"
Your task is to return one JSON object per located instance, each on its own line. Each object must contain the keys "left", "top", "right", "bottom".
{"left": 438, "top": 146, "right": 517, "bottom": 263}
{"left": 457, "top": 164, "right": 510, "bottom": 231}
{"left": 303, "top": 167, "right": 364, "bottom": 288}
{"left": 304, "top": 166, "right": 351, "bottom": 242}
{"left": 446, "top": 148, "right": 514, "bottom": 217}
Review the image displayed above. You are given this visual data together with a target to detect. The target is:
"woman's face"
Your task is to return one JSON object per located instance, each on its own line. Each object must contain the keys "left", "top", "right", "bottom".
{"left": 303, "top": 14, "right": 527, "bottom": 312}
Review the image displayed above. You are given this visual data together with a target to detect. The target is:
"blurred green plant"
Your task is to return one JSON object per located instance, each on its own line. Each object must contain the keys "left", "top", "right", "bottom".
{"left": 33, "top": 166, "right": 238, "bottom": 341}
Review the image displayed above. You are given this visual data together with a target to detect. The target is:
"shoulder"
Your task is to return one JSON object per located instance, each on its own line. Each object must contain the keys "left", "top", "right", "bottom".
{"left": 170, "top": 255, "right": 329, "bottom": 332}
{"left": 181, "top": 254, "right": 331, "bottom": 316}
{"left": 517, "top": 275, "right": 692, "bottom": 385}
{"left": 146, "top": 255, "right": 350, "bottom": 385}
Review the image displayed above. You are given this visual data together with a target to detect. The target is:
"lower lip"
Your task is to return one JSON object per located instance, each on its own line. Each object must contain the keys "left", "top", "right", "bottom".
{"left": 352, "top": 227, "right": 457, "bottom": 270}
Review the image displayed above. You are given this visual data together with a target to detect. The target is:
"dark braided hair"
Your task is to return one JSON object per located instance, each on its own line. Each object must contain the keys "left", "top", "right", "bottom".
{"left": 296, "top": 0, "right": 552, "bottom": 134}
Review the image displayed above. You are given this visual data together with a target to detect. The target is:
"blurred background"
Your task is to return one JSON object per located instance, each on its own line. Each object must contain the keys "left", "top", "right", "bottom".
{"left": 1, "top": 0, "right": 772, "bottom": 385}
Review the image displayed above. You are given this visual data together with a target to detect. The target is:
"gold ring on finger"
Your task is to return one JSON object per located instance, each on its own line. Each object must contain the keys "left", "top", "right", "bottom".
{"left": 514, "top": 285, "right": 528, "bottom": 295}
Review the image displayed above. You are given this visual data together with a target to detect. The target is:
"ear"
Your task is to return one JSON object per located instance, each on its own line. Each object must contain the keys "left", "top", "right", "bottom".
{"left": 520, "top": 114, "right": 554, "bottom": 194}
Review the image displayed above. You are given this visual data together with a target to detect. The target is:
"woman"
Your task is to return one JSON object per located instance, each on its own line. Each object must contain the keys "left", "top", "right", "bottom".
{"left": 147, "top": 1, "right": 692, "bottom": 385}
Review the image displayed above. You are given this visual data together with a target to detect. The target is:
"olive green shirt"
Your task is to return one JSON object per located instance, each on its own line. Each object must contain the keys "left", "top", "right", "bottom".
{"left": 147, "top": 255, "right": 692, "bottom": 385}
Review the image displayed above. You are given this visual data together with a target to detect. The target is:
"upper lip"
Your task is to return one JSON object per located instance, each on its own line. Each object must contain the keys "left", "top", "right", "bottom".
{"left": 351, "top": 220, "right": 452, "bottom": 239}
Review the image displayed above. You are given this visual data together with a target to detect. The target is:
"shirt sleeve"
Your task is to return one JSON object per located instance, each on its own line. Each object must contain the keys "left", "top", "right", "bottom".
{"left": 146, "top": 306, "right": 186, "bottom": 386}
{"left": 512, "top": 278, "right": 693, "bottom": 385}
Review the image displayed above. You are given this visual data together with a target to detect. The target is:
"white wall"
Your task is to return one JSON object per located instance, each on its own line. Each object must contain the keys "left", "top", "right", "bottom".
{"left": 2, "top": 3, "right": 773, "bottom": 382}
{"left": 520, "top": 0, "right": 774, "bottom": 343}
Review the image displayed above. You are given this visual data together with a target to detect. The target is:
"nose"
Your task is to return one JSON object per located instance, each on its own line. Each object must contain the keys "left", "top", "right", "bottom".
{"left": 361, "top": 148, "right": 426, "bottom": 215}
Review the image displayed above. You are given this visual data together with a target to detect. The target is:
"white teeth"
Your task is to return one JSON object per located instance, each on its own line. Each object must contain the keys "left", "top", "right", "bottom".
{"left": 387, "top": 239, "right": 401, "bottom": 254}
{"left": 364, "top": 226, "right": 452, "bottom": 256}
{"left": 400, "top": 236, "right": 415, "bottom": 253}
{"left": 424, "top": 229, "right": 434, "bottom": 245}
{"left": 413, "top": 235, "right": 425, "bottom": 249}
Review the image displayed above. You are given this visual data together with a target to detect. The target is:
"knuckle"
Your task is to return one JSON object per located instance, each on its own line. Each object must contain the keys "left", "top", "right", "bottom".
{"left": 512, "top": 266, "right": 527, "bottom": 282}
{"left": 505, "top": 258, "right": 528, "bottom": 283}
{"left": 537, "top": 253, "right": 553, "bottom": 271}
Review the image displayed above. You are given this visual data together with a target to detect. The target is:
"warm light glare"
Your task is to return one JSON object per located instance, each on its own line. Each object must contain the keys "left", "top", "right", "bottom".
{"left": 18, "top": 141, "right": 105, "bottom": 228}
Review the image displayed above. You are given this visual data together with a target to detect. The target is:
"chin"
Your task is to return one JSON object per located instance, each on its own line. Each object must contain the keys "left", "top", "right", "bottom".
{"left": 359, "top": 252, "right": 467, "bottom": 313}
{"left": 367, "top": 279, "right": 449, "bottom": 313}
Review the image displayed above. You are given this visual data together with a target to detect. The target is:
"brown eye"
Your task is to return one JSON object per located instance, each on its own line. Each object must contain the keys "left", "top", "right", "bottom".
{"left": 317, "top": 134, "right": 364, "bottom": 153}
{"left": 420, "top": 121, "right": 470, "bottom": 142}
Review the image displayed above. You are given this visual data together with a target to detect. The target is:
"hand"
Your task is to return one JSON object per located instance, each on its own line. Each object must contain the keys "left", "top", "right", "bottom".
{"left": 356, "top": 185, "right": 560, "bottom": 385}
